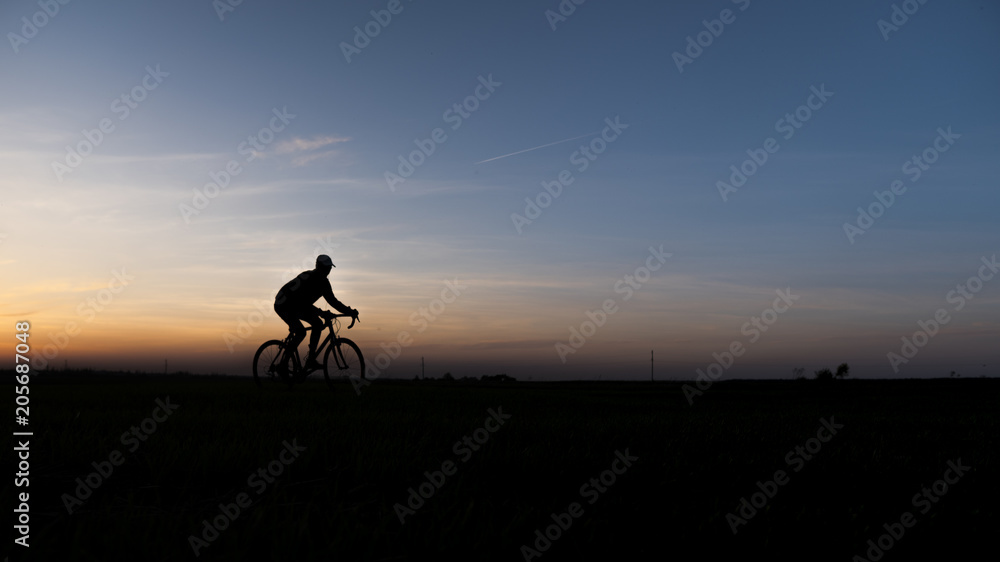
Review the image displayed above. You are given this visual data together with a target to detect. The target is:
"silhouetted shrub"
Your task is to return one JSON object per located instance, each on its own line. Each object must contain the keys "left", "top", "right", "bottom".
{"left": 835, "top": 363, "right": 850, "bottom": 379}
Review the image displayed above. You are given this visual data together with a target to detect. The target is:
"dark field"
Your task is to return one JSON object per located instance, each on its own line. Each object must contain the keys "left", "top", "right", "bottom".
{"left": 5, "top": 375, "right": 998, "bottom": 561}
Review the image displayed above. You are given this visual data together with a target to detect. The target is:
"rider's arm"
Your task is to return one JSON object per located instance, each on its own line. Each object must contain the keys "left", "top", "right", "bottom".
{"left": 322, "top": 279, "right": 355, "bottom": 316}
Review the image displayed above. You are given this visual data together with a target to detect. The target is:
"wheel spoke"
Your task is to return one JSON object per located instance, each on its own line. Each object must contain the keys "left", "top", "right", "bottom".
{"left": 324, "top": 338, "right": 365, "bottom": 391}
{"left": 254, "top": 340, "right": 296, "bottom": 390}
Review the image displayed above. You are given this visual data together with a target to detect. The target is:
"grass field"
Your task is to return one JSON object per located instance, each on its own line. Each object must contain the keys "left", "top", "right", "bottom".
{"left": 5, "top": 374, "right": 998, "bottom": 561}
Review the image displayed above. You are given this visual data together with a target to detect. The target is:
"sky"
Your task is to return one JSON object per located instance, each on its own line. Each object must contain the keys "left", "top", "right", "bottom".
{"left": 1, "top": 0, "right": 998, "bottom": 380}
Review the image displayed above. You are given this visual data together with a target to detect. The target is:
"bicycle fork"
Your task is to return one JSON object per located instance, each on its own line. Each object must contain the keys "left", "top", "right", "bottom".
{"left": 330, "top": 342, "right": 349, "bottom": 371}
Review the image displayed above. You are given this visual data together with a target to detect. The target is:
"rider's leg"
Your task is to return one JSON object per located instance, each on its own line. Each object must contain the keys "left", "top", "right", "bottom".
{"left": 289, "top": 326, "right": 306, "bottom": 350}
{"left": 275, "top": 305, "right": 306, "bottom": 352}
{"left": 302, "top": 310, "right": 323, "bottom": 367}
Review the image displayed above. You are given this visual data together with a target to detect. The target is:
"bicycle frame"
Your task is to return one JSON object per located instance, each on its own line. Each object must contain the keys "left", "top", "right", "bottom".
{"left": 280, "top": 314, "right": 357, "bottom": 374}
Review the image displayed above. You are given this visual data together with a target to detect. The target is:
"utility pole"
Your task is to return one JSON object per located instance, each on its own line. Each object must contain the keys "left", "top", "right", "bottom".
{"left": 164, "top": 359, "right": 168, "bottom": 375}
{"left": 421, "top": 356, "right": 425, "bottom": 380}
{"left": 650, "top": 350, "right": 654, "bottom": 383}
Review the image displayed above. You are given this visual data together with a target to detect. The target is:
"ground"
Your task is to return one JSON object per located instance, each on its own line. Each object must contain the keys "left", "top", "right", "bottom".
{"left": 5, "top": 374, "right": 998, "bottom": 561}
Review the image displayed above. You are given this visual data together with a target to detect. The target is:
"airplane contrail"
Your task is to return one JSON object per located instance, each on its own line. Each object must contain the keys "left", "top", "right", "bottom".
{"left": 474, "top": 131, "right": 601, "bottom": 165}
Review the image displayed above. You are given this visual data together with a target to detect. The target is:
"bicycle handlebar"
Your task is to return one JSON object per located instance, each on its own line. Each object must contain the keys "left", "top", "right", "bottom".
{"left": 326, "top": 312, "right": 358, "bottom": 329}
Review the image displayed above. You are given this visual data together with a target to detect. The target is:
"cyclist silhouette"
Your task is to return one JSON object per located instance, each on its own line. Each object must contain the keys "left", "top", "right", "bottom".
{"left": 274, "top": 255, "right": 358, "bottom": 371}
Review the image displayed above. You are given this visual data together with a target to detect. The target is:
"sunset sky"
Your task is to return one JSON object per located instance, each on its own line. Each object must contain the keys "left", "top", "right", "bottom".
{"left": 2, "top": 0, "right": 998, "bottom": 380}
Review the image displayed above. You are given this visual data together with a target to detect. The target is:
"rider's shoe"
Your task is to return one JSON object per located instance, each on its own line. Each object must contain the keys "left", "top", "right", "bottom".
{"left": 303, "top": 358, "right": 322, "bottom": 372}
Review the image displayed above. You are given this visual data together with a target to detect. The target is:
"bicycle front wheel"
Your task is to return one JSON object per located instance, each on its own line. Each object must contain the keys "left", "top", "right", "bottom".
{"left": 253, "top": 340, "right": 294, "bottom": 389}
{"left": 323, "top": 338, "right": 365, "bottom": 391}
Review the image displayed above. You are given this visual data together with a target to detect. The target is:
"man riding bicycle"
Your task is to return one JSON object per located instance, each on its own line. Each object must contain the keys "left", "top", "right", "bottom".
{"left": 274, "top": 254, "right": 358, "bottom": 371}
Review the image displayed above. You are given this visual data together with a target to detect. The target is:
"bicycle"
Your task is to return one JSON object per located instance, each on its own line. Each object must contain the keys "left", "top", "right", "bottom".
{"left": 253, "top": 313, "right": 365, "bottom": 391}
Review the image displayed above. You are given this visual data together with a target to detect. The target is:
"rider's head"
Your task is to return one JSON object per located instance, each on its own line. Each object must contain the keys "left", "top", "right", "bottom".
{"left": 315, "top": 254, "right": 335, "bottom": 276}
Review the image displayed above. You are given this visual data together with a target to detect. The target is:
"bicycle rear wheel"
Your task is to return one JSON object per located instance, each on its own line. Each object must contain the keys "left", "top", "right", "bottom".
{"left": 323, "top": 338, "right": 365, "bottom": 391}
{"left": 253, "top": 340, "right": 295, "bottom": 389}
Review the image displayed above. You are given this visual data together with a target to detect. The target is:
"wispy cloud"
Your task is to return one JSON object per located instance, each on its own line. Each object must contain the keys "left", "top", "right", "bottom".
{"left": 273, "top": 135, "right": 351, "bottom": 155}
{"left": 0, "top": 108, "right": 80, "bottom": 147}
{"left": 247, "top": 135, "right": 354, "bottom": 167}
{"left": 291, "top": 149, "right": 342, "bottom": 167}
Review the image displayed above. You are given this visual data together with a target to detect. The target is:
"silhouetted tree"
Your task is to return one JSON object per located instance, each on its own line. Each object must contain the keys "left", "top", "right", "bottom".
{"left": 481, "top": 374, "right": 516, "bottom": 383}
{"left": 814, "top": 368, "right": 833, "bottom": 381}
{"left": 792, "top": 367, "right": 806, "bottom": 380}
{"left": 835, "top": 363, "right": 850, "bottom": 379}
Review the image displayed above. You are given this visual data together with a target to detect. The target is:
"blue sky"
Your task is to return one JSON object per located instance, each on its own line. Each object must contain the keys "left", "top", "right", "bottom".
{"left": 2, "top": 0, "right": 998, "bottom": 379}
